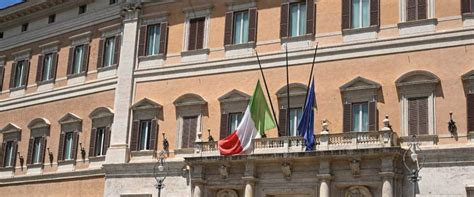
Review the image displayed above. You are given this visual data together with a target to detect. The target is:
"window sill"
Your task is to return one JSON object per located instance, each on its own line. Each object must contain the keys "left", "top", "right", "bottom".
{"left": 281, "top": 34, "right": 314, "bottom": 50}
{"left": 0, "top": 167, "right": 14, "bottom": 178}
{"left": 0, "top": 166, "right": 14, "bottom": 172}
{"left": 224, "top": 42, "right": 255, "bottom": 58}
{"left": 342, "top": 26, "right": 379, "bottom": 43}
{"left": 130, "top": 150, "right": 156, "bottom": 163}
{"left": 400, "top": 134, "right": 438, "bottom": 145}
{"left": 57, "top": 159, "right": 76, "bottom": 165}
{"left": 462, "top": 12, "right": 474, "bottom": 27}
{"left": 9, "top": 87, "right": 26, "bottom": 98}
{"left": 88, "top": 156, "right": 105, "bottom": 169}
{"left": 37, "top": 80, "right": 55, "bottom": 92}
{"left": 66, "top": 74, "right": 86, "bottom": 86}
{"left": 88, "top": 155, "right": 106, "bottom": 162}
{"left": 468, "top": 131, "right": 474, "bottom": 143}
{"left": 174, "top": 148, "right": 195, "bottom": 158}
{"left": 26, "top": 164, "right": 43, "bottom": 175}
{"left": 57, "top": 159, "right": 75, "bottom": 172}
{"left": 26, "top": 163, "right": 43, "bottom": 168}
{"left": 397, "top": 18, "right": 438, "bottom": 36}
{"left": 181, "top": 48, "right": 210, "bottom": 63}
{"left": 97, "top": 65, "right": 117, "bottom": 79}
{"left": 138, "top": 54, "right": 165, "bottom": 69}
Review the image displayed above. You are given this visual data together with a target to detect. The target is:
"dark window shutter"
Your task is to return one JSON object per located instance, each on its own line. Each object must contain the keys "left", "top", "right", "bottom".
{"left": 89, "top": 128, "right": 97, "bottom": 157}
{"left": 9, "top": 62, "right": 17, "bottom": 89}
{"left": 57, "top": 133, "right": 65, "bottom": 161}
{"left": 21, "top": 60, "right": 30, "bottom": 88}
{"left": 97, "top": 39, "right": 104, "bottom": 69}
{"left": 280, "top": 3, "right": 289, "bottom": 38}
{"left": 342, "top": 0, "right": 351, "bottom": 30}
{"left": 417, "top": 0, "right": 427, "bottom": 20}
{"left": 368, "top": 101, "right": 377, "bottom": 131}
{"left": 467, "top": 94, "right": 474, "bottom": 132}
{"left": 370, "top": 0, "right": 380, "bottom": 26}
{"left": 138, "top": 25, "right": 147, "bottom": 57}
{"left": 51, "top": 53, "right": 58, "bottom": 80}
{"left": 343, "top": 103, "right": 352, "bottom": 132}
{"left": 40, "top": 137, "right": 47, "bottom": 164}
{"left": 278, "top": 108, "right": 288, "bottom": 136}
{"left": 182, "top": 116, "right": 198, "bottom": 148}
{"left": 306, "top": 0, "right": 315, "bottom": 35}
{"left": 196, "top": 18, "right": 205, "bottom": 50}
{"left": 130, "top": 120, "right": 139, "bottom": 151}
{"left": 220, "top": 113, "right": 229, "bottom": 140}
{"left": 189, "top": 117, "right": 197, "bottom": 147}
{"left": 407, "top": 0, "right": 417, "bottom": 21}
{"left": 418, "top": 97, "right": 429, "bottom": 135}
{"left": 36, "top": 55, "right": 44, "bottom": 82}
{"left": 408, "top": 98, "right": 419, "bottom": 135}
{"left": 12, "top": 142, "right": 18, "bottom": 167}
{"left": 27, "top": 138, "right": 34, "bottom": 164}
{"left": 114, "top": 35, "right": 121, "bottom": 66}
{"left": 461, "top": 0, "right": 472, "bottom": 13}
{"left": 224, "top": 12, "right": 234, "bottom": 45}
{"left": 188, "top": 18, "right": 198, "bottom": 51}
{"left": 248, "top": 8, "right": 258, "bottom": 42}
{"left": 182, "top": 118, "right": 190, "bottom": 148}
{"left": 159, "top": 22, "right": 168, "bottom": 55}
{"left": 71, "top": 132, "right": 79, "bottom": 160}
{"left": 0, "top": 142, "right": 5, "bottom": 167}
{"left": 0, "top": 66, "right": 4, "bottom": 92}
{"left": 82, "top": 44, "right": 90, "bottom": 73}
{"left": 150, "top": 119, "right": 158, "bottom": 150}
{"left": 103, "top": 126, "right": 111, "bottom": 155}
{"left": 67, "top": 47, "right": 74, "bottom": 75}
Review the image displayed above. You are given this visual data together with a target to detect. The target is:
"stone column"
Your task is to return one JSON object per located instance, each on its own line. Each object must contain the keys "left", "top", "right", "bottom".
{"left": 319, "top": 177, "right": 330, "bottom": 197}
{"left": 105, "top": 2, "right": 141, "bottom": 164}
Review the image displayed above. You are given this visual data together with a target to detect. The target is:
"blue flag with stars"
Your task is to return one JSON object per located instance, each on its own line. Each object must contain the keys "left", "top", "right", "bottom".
{"left": 298, "top": 79, "right": 315, "bottom": 151}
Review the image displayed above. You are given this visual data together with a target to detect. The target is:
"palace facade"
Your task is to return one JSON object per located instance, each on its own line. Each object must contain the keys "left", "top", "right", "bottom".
{"left": 0, "top": 0, "right": 473, "bottom": 196}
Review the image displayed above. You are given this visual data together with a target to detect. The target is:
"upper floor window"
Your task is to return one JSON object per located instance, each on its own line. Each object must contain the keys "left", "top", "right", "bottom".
{"left": 218, "top": 89, "right": 250, "bottom": 139}
{"left": 48, "top": 14, "right": 56, "bottom": 24}
{"left": 174, "top": 94, "right": 206, "bottom": 149}
{"left": 3, "top": 141, "right": 16, "bottom": 167}
{"left": 11, "top": 60, "right": 29, "bottom": 89}
{"left": 103, "top": 37, "right": 116, "bottom": 67}
{"left": 407, "top": 97, "right": 429, "bottom": 135}
{"left": 462, "top": 70, "right": 474, "bottom": 133}
{"left": 37, "top": 53, "right": 57, "bottom": 83}
{"left": 407, "top": 0, "right": 427, "bottom": 21}
{"left": 21, "top": 23, "right": 28, "bottom": 32}
{"left": 228, "top": 112, "right": 243, "bottom": 134}
{"left": 289, "top": 107, "right": 303, "bottom": 136}
{"left": 352, "top": 0, "right": 370, "bottom": 28}
{"left": 224, "top": 8, "right": 257, "bottom": 46}
{"left": 0, "top": 32, "right": 3, "bottom": 39}
{"left": 138, "top": 22, "right": 168, "bottom": 57}
{"left": 147, "top": 24, "right": 161, "bottom": 56}
{"left": 462, "top": 0, "right": 474, "bottom": 14}
{"left": 233, "top": 11, "right": 250, "bottom": 45}
{"left": 187, "top": 17, "right": 206, "bottom": 51}
{"left": 289, "top": 2, "right": 307, "bottom": 37}
{"left": 0, "top": 123, "right": 21, "bottom": 169}
{"left": 276, "top": 83, "right": 308, "bottom": 136}
{"left": 89, "top": 107, "right": 113, "bottom": 158}
{"left": 351, "top": 102, "right": 369, "bottom": 132}
{"left": 67, "top": 43, "right": 89, "bottom": 76}
{"left": 57, "top": 113, "right": 81, "bottom": 162}
{"left": 63, "top": 132, "right": 75, "bottom": 160}
{"left": 342, "top": 0, "right": 379, "bottom": 30}
{"left": 79, "top": 5, "right": 87, "bottom": 14}
{"left": 31, "top": 137, "right": 43, "bottom": 164}
{"left": 94, "top": 127, "right": 106, "bottom": 156}
{"left": 130, "top": 98, "right": 161, "bottom": 152}
{"left": 27, "top": 118, "right": 50, "bottom": 166}
{"left": 110, "top": 0, "right": 117, "bottom": 5}
{"left": 139, "top": 120, "right": 152, "bottom": 151}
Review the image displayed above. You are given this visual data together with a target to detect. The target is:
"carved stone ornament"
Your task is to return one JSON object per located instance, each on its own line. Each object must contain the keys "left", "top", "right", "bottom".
{"left": 350, "top": 159, "right": 361, "bottom": 177}
{"left": 219, "top": 165, "right": 229, "bottom": 179}
{"left": 281, "top": 162, "right": 292, "bottom": 179}
{"left": 345, "top": 186, "right": 372, "bottom": 197}
{"left": 216, "top": 189, "right": 238, "bottom": 197}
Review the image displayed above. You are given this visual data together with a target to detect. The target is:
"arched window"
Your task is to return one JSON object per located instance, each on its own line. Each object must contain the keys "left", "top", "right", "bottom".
{"left": 218, "top": 89, "right": 250, "bottom": 139}
{"left": 174, "top": 93, "right": 207, "bottom": 149}
{"left": 0, "top": 123, "right": 21, "bottom": 172}
{"left": 57, "top": 113, "right": 82, "bottom": 166}
{"left": 276, "top": 83, "right": 307, "bottom": 136}
{"left": 89, "top": 107, "right": 114, "bottom": 158}
{"left": 26, "top": 118, "right": 50, "bottom": 173}
{"left": 130, "top": 98, "right": 162, "bottom": 154}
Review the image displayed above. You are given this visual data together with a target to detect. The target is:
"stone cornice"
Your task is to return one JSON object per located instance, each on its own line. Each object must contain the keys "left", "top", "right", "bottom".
{"left": 0, "top": 168, "right": 103, "bottom": 186}
{"left": 103, "top": 160, "right": 187, "bottom": 178}
{"left": 134, "top": 27, "right": 474, "bottom": 83}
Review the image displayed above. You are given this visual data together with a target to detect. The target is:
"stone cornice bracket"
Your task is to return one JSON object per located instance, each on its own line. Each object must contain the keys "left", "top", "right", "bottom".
{"left": 122, "top": 1, "right": 142, "bottom": 21}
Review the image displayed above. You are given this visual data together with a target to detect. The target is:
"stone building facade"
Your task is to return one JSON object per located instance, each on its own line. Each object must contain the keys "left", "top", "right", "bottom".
{"left": 0, "top": 0, "right": 473, "bottom": 196}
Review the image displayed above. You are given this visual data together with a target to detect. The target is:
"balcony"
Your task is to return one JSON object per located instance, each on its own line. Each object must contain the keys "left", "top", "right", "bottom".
{"left": 192, "top": 130, "right": 399, "bottom": 157}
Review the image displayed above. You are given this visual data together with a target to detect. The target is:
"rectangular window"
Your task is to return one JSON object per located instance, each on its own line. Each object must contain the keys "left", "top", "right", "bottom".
{"left": 182, "top": 116, "right": 198, "bottom": 148}
{"left": 472, "top": 0, "right": 474, "bottom": 12}
{"left": 188, "top": 17, "right": 206, "bottom": 51}
{"left": 21, "top": 23, "right": 28, "bottom": 32}
{"left": 408, "top": 97, "right": 429, "bottom": 135}
{"left": 103, "top": 37, "right": 116, "bottom": 67}
{"left": 0, "top": 32, "right": 3, "bottom": 39}
{"left": 42, "top": 53, "right": 54, "bottom": 81}
{"left": 228, "top": 112, "right": 243, "bottom": 134}
{"left": 351, "top": 102, "right": 369, "bottom": 132}
{"left": 352, "top": 0, "right": 370, "bottom": 28}
{"left": 13, "top": 60, "right": 26, "bottom": 88}
{"left": 139, "top": 120, "right": 151, "bottom": 151}
{"left": 95, "top": 127, "right": 106, "bottom": 156}
{"left": 289, "top": 108, "right": 303, "bottom": 136}
{"left": 48, "top": 14, "right": 56, "bottom": 24}
{"left": 146, "top": 24, "right": 161, "bottom": 56}
{"left": 72, "top": 45, "right": 85, "bottom": 74}
{"left": 4, "top": 141, "right": 15, "bottom": 167}
{"left": 79, "top": 5, "right": 87, "bottom": 14}
{"left": 32, "top": 137, "right": 42, "bottom": 164}
{"left": 110, "top": 0, "right": 117, "bottom": 4}
{"left": 63, "top": 132, "right": 74, "bottom": 160}
{"left": 233, "top": 11, "right": 249, "bottom": 45}
{"left": 289, "top": 2, "right": 307, "bottom": 37}
{"left": 407, "top": 0, "right": 427, "bottom": 21}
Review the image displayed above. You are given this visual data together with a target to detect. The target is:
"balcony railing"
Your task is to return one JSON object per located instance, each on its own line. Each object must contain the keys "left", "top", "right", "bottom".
{"left": 193, "top": 130, "right": 399, "bottom": 157}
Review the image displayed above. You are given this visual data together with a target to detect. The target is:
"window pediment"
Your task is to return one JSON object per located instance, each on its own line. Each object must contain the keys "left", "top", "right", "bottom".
{"left": 340, "top": 76, "right": 381, "bottom": 92}
{"left": 89, "top": 107, "right": 114, "bottom": 119}
{"left": 174, "top": 93, "right": 207, "bottom": 107}
{"left": 276, "top": 83, "right": 308, "bottom": 98}
{"left": 28, "top": 118, "right": 51, "bottom": 129}
{"left": 1, "top": 123, "right": 21, "bottom": 134}
{"left": 396, "top": 70, "right": 440, "bottom": 87}
{"left": 462, "top": 70, "right": 474, "bottom": 81}
{"left": 131, "top": 98, "right": 162, "bottom": 110}
{"left": 218, "top": 89, "right": 250, "bottom": 103}
{"left": 58, "top": 113, "right": 82, "bottom": 124}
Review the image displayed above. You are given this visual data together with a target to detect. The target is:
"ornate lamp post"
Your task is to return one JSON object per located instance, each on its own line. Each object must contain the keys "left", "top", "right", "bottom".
{"left": 154, "top": 150, "right": 168, "bottom": 197}
{"left": 403, "top": 135, "right": 424, "bottom": 197}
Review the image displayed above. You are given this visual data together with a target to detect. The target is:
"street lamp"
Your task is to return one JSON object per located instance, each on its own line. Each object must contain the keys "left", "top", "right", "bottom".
{"left": 154, "top": 150, "right": 168, "bottom": 197}
{"left": 403, "top": 135, "right": 425, "bottom": 197}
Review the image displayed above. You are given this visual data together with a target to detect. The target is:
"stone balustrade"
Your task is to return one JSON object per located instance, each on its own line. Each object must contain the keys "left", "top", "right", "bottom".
{"left": 193, "top": 131, "right": 399, "bottom": 157}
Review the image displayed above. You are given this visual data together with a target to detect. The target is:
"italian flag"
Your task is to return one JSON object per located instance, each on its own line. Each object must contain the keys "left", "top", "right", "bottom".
{"left": 218, "top": 81, "right": 276, "bottom": 155}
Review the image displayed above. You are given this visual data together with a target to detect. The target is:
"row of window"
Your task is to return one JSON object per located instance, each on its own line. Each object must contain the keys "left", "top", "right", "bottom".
{"left": 0, "top": 34, "right": 121, "bottom": 91}
{"left": 0, "top": 110, "right": 113, "bottom": 169}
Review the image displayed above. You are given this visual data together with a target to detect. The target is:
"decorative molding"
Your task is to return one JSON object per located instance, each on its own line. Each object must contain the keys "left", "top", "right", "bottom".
{"left": 340, "top": 76, "right": 381, "bottom": 92}
{"left": 89, "top": 107, "right": 114, "bottom": 119}
{"left": 226, "top": 1, "right": 257, "bottom": 11}
{"left": 58, "top": 113, "right": 82, "bottom": 124}
{"left": 141, "top": 12, "right": 169, "bottom": 25}
{"left": 12, "top": 48, "right": 31, "bottom": 60}
{"left": 27, "top": 118, "right": 51, "bottom": 130}
{"left": 70, "top": 31, "right": 92, "bottom": 46}
{"left": 131, "top": 98, "right": 162, "bottom": 110}
{"left": 342, "top": 26, "right": 379, "bottom": 43}
{"left": 1, "top": 123, "right": 21, "bottom": 134}
{"left": 398, "top": 18, "right": 438, "bottom": 36}
{"left": 39, "top": 41, "right": 60, "bottom": 54}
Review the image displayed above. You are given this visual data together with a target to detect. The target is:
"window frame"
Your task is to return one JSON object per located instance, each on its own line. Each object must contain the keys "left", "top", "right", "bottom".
{"left": 289, "top": 2, "right": 307, "bottom": 37}
{"left": 138, "top": 120, "right": 152, "bottom": 151}
{"left": 3, "top": 140, "right": 15, "bottom": 168}
{"left": 41, "top": 53, "right": 54, "bottom": 82}
{"left": 71, "top": 44, "right": 85, "bottom": 75}
{"left": 79, "top": 5, "right": 87, "bottom": 14}
{"left": 288, "top": 107, "right": 303, "bottom": 136}
{"left": 400, "top": 0, "right": 434, "bottom": 22}
{"left": 145, "top": 24, "right": 161, "bottom": 56}
{"left": 351, "top": 102, "right": 369, "bottom": 132}
{"left": 94, "top": 127, "right": 106, "bottom": 156}
{"left": 48, "top": 14, "right": 56, "bottom": 24}
{"left": 228, "top": 112, "right": 244, "bottom": 134}
{"left": 102, "top": 36, "right": 116, "bottom": 67}
{"left": 31, "top": 137, "right": 43, "bottom": 164}
{"left": 13, "top": 60, "right": 27, "bottom": 88}
{"left": 63, "top": 132, "right": 74, "bottom": 161}
{"left": 232, "top": 10, "right": 250, "bottom": 45}
{"left": 351, "top": 0, "right": 371, "bottom": 28}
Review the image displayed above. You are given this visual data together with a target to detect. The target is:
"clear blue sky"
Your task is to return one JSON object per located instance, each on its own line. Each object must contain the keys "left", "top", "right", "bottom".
{"left": 0, "top": 0, "right": 24, "bottom": 9}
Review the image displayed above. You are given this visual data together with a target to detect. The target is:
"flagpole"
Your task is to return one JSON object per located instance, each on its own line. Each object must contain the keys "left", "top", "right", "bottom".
{"left": 304, "top": 43, "right": 319, "bottom": 106}
{"left": 255, "top": 51, "right": 280, "bottom": 133}
{"left": 285, "top": 44, "right": 290, "bottom": 137}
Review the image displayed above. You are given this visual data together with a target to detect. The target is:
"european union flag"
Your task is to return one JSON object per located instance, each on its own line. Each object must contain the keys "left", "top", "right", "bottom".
{"left": 297, "top": 79, "right": 315, "bottom": 151}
